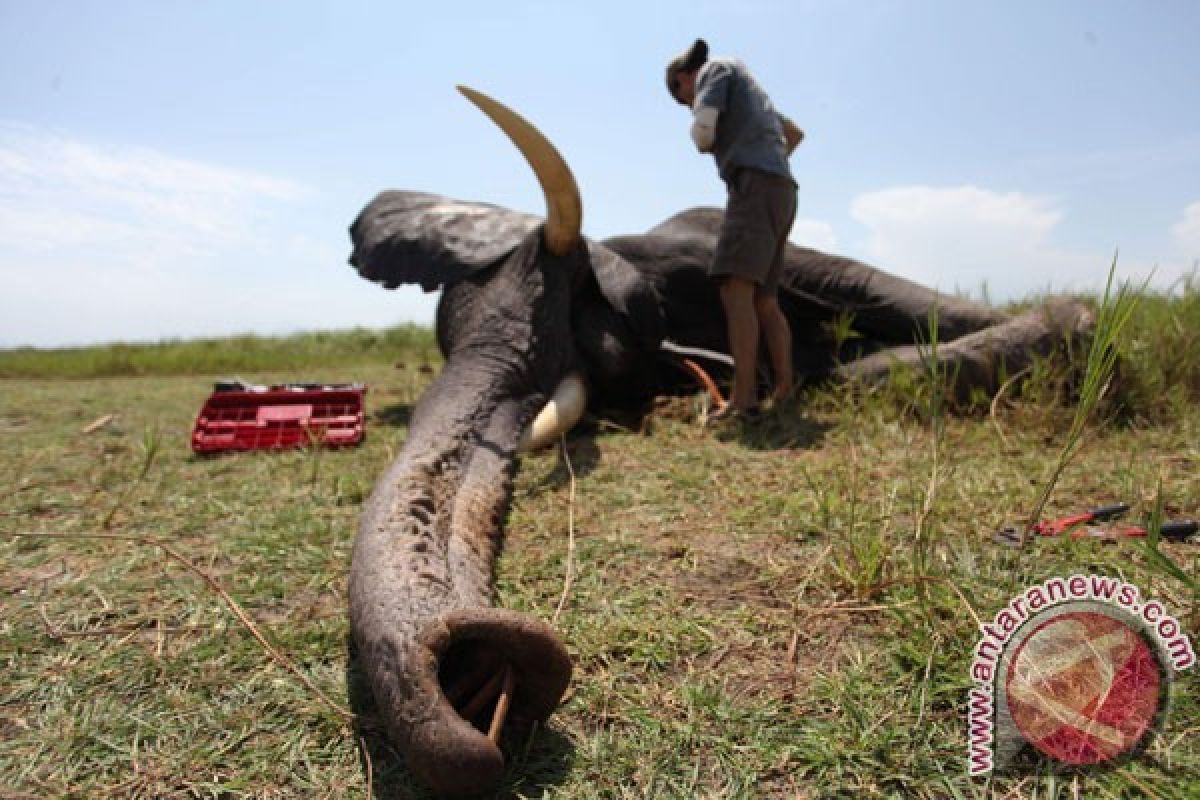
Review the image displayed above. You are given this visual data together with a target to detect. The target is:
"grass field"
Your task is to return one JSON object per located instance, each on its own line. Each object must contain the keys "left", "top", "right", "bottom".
{"left": 2, "top": 292, "right": 1199, "bottom": 798}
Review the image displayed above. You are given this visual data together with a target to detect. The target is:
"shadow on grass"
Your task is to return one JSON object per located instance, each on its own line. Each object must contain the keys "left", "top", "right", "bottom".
{"left": 525, "top": 434, "right": 603, "bottom": 495}
{"left": 373, "top": 402, "right": 416, "bottom": 429}
{"left": 346, "top": 638, "right": 576, "bottom": 799}
{"left": 714, "top": 404, "right": 834, "bottom": 451}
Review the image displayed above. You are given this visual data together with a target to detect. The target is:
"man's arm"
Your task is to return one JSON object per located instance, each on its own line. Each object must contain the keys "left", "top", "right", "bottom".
{"left": 691, "top": 106, "right": 719, "bottom": 153}
{"left": 779, "top": 114, "right": 804, "bottom": 156}
{"left": 690, "top": 60, "right": 728, "bottom": 154}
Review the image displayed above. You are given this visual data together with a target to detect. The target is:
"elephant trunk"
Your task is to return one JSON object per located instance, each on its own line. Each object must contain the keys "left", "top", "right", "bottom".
{"left": 349, "top": 87, "right": 583, "bottom": 795}
{"left": 349, "top": 363, "right": 571, "bottom": 796}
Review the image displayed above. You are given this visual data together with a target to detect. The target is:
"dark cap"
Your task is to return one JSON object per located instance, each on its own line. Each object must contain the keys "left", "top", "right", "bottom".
{"left": 665, "top": 38, "right": 709, "bottom": 97}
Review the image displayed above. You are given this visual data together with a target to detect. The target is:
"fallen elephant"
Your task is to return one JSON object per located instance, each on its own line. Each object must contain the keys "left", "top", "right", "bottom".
{"left": 346, "top": 86, "right": 1094, "bottom": 796}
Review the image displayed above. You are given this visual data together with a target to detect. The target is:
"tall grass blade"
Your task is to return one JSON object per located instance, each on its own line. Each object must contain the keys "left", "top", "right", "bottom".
{"left": 1025, "top": 256, "right": 1145, "bottom": 533}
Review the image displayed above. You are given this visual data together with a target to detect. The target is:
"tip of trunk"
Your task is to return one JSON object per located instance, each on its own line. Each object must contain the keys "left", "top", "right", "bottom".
{"left": 398, "top": 608, "right": 572, "bottom": 796}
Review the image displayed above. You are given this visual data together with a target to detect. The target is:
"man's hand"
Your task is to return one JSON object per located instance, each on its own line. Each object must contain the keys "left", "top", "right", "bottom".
{"left": 781, "top": 115, "right": 804, "bottom": 156}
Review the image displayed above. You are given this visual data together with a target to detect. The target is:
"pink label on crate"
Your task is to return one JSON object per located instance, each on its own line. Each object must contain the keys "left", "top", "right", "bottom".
{"left": 256, "top": 404, "right": 313, "bottom": 424}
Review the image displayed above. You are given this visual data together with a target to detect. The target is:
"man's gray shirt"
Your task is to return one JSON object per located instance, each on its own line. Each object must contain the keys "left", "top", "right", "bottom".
{"left": 694, "top": 57, "right": 795, "bottom": 186}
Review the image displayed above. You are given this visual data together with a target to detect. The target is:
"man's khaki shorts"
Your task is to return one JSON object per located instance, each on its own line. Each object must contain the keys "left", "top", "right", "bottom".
{"left": 711, "top": 167, "right": 798, "bottom": 294}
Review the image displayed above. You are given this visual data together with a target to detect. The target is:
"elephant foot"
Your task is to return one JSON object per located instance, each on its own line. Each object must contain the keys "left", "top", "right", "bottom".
{"left": 400, "top": 608, "right": 572, "bottom": 797}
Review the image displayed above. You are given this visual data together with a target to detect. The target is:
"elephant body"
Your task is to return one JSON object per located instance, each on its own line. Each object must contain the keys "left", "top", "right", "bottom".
{"left": 591, "top": 206, "right": 1015, "bottom": 405}
{"left": 351, "top": 191, "right": 1065, "bottom": 410}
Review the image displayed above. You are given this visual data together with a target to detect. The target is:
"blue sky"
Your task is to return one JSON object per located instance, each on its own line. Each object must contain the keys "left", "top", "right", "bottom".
{"left": 2, "top": 0, "right": 1198, "bottom": 347}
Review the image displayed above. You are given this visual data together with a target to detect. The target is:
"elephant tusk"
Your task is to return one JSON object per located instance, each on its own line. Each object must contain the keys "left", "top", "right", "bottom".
{"left": 457, "top": 85, "right": 583, "bottom": 257}
{"left": 518, "top": 371, "right": 588, "bottom": 452}
{"left": 660, "top": 338, "right": 735, "bottom": 369}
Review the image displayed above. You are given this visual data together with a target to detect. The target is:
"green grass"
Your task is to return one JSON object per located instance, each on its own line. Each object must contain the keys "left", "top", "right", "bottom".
{"left": 2, "top": 290, "right": 1199, "bottom": 798}
{"left": 0, "top": 325, "right": 439, "bottom": 380}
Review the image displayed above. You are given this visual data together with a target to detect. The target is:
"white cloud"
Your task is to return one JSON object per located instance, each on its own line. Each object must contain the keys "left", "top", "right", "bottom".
{"left": 0, "top": 256, "right": 436, "bottom": 348}
{"left": 0, "top": 125, "right": 311, "bottom": 259}
{"left": 853, "top": 186, "right": 1062, "bottom": 235}
{"left": 1172, "top": 201, "right": 1200, "bottom": 254}
{"left": 0, "top": 126, "right": 436, "bottom": 348}
{"left": 849, "top": 185, "right": 1122, "bottom": 301}
{"left": 790, "top": 218, "right": 837, "bottom": 253}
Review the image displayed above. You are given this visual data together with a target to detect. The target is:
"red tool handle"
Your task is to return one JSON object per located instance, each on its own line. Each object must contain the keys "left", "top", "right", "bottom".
{"left": 1034, "top": 503, "right": 1130, "bottom": 536}
{"left": 1069, "top": 520, "right": 1198, "bottom": 540}
{"left": 1034, "top": 511, "right": 1095, "bottom": 536}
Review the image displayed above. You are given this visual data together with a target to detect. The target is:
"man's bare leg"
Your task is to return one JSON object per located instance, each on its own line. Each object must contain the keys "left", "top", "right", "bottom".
{"left": 720, "top": 276, "right": 760, "bottom": 410}
{"left": 755, "top": 292, "right": 793, "bottom": 402}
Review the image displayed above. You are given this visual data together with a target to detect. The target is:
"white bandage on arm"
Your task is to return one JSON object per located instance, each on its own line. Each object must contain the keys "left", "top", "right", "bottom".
{"left": 690, "top": 105, "right": 718, "bottom": 152}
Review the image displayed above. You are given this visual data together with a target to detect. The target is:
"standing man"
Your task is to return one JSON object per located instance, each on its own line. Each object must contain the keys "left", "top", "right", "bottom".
{"left": 666, "top": 38, "right": 803, "bottom": 419}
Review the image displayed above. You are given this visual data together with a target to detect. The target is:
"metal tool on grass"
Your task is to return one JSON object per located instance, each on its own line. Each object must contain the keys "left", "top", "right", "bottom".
{"left": 995, "top": 503, "right": 1199, "bottom": 547}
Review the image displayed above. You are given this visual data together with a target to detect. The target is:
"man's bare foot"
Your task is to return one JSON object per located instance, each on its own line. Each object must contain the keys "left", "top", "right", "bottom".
{"left": 708, "top": 403, "right": 762, "bottom": 424}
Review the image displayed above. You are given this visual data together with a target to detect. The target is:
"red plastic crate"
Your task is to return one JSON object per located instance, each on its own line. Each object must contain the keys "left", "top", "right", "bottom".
{"left": 191, "top": 383, "right": 367, "bottom": 454}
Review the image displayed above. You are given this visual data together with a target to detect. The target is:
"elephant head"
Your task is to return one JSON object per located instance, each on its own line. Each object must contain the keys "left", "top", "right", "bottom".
{"left": 347, "top": 88, "right": 592, "bottom": 796}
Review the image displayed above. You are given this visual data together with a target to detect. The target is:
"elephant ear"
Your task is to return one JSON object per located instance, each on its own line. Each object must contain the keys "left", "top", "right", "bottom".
{"left": 586, "top": 241, "right": 665, "bottom": 349}
{"left": 348, "top": 191, "right": 541, "bottom": 291}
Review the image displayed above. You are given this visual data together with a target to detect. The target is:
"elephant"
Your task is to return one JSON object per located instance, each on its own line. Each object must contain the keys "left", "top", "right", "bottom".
{"left": 346, "top": 87, "right": 1093, "bottom": 796}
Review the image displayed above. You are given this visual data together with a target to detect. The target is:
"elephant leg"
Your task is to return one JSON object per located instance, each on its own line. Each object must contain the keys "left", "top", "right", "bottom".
{"left": 835, "top": 299, "right": 1095, "bottom": 401}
